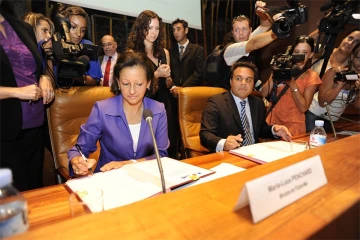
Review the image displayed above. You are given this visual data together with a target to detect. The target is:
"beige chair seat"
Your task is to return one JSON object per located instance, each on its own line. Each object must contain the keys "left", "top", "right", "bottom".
{"left": 47, "top": 86, "right": 114, "bottom": 183}
{"left": 178, "top": 87, "right": 227, "bottom": 158}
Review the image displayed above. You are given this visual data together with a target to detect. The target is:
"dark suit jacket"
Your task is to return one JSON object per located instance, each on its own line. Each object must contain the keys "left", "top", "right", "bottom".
{"left": 200, "top": 92, "right": 274, "bottom": 152}
{"left": 98, "top": 53, "right": 120, "bottom": 69}
{"left": 0, "top": 12, "right": 42, "bottom": 141}
{"left": 170, "top": 42, "right": 204, "bottom": 87}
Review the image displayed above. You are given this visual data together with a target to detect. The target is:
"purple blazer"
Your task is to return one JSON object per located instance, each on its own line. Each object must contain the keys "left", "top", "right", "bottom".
{"left": 68, "top": 95, "right": 169, "bottom": 175}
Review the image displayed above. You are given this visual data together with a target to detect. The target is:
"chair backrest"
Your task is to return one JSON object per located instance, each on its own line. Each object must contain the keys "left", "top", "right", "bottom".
{"left": 178, "top": 86, "right": 227, "bottom": 158}
{"left": 47, "top": 86, "right": 114, "bottom": 181}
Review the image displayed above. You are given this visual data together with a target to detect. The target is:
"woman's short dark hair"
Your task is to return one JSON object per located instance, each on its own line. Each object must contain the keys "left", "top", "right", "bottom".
{"left": 230, "top": 61, "right": 258, "bottom": 81}
{"left": 110, "top": 52, "right": 155, "bottom": 95}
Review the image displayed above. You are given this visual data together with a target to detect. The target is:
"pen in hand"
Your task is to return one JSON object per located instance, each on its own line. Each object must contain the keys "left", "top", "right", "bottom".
{"left": 75, "top": 144, "right": 94, "bottom": 175}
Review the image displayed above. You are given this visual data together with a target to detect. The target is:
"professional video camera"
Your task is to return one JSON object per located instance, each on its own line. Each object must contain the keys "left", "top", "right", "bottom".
{"left": 271, "top": 0, "right": 308, "bottom": 38}
{"left": 270, "top": 46, "right": 305, "bottom": 83}
{"left": 318, "top": 0, "right": 359, "bottom": 34}
{"left": 48, "top": 14, "right": 99, "bottom": 88}
{"left": 334, "top": 70, "right": 359, "bottom": 82}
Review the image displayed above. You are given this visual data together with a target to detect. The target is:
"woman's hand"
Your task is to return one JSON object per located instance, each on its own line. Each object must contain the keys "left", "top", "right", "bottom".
{"left": 39, "top": 75, "right": 54, "bottom": 104}
{"left": 18, "top": 84, "right": 42, "bottom": 101}
{"left": 100, "top": 160, "right": 134, "bottom": 172}
{"left": 70, "top": 156, "right": 96, "bottom": 176}
{"left": 156, "top": 64, "right": 171, "bottom": 78}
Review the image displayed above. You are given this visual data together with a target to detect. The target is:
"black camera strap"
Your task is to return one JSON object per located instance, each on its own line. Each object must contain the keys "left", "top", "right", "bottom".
{"left": 266, "top": 67, "right": 308, "bottom": 117}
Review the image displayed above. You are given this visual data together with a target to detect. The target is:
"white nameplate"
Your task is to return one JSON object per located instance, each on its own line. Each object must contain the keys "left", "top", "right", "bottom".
{"left": 234, "top": 155, "right": 327, "bottom": 223}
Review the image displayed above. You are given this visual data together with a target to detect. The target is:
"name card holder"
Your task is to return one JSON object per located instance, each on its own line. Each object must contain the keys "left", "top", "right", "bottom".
{"left": 234, "top": 155, "right": 327, "bottom": 223}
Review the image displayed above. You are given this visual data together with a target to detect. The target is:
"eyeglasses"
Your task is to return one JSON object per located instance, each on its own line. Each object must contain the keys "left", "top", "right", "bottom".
{"left": 296, "top": 36, "right": 313, "bottom": 41}
{"left": 102, "top": 42, "right": 114, "bottom": 48}
{"left": 233, "top": 15, "right": 250, "bottom": 22}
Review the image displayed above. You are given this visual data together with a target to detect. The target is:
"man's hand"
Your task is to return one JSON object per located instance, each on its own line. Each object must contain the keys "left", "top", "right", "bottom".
{"left": 224, "top": 134, "right": 242, "bottom": 151}
{"left": 273, "top": 125, "right": 292, "bottom": 142}
{"left": 170, "top": 86, "right": 180, "bottom": 98}
{"left": 255, "top": 1, "right": 273, "bottom": 26}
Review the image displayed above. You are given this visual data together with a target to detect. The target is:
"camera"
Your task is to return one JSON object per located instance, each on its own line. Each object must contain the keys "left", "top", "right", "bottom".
{"left": 270, "top": 46, "right": 305, "bottom": 83}
{"left": 47, "top": 14, "right": 99, "bottom": 88}
{"left": 271, "top": 0, "right": 308, "bottom": 38}
{"left": 318, "top": 0, "right": 359, "bottom": 34}
{"left": 334, "top": 70, "right": 359, "bottom": 82}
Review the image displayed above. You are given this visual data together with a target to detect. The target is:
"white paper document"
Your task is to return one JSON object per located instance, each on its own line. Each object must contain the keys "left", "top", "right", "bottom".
{"left": 174, "top": 163, "right": 246, "bottom": 190}
{"left": 229, "top": 141, "right": 299, "bottom": 164}
{"left": 66, "top": 157, "right": 214, "bottom": 211}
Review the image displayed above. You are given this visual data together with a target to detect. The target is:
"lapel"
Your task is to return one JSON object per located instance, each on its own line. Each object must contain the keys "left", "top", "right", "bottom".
{"left": 181, "top": 42, "right": 191, "bottom": 60}
{"left": 224, "top": 92, "right": 242, "bottom": 127}
{"left": 0, "top": 45, "right": 12, "bottom": 70}
{"left": 98, "top": 55, "right": 104, "bottom": 64}
{"left": 3, "top": 13, "right": 41, "bottom": 78}
{"left": 248, "top": 95, "right": 258, "bottom": 133}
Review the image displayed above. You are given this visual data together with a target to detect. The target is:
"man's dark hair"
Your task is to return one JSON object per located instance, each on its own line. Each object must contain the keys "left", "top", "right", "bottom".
{"left": 230, "top": 62, "right": 258, "bottom": 81}
{"left": 171, "top": 18, "right": 188, "bottom": 29}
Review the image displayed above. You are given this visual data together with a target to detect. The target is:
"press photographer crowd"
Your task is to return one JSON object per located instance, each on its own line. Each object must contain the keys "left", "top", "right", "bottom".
{"left": 0, "top": 0, "right": 359, "bottom": 192}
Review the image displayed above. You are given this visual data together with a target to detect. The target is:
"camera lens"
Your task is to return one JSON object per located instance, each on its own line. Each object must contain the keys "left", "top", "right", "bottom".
{"left": 272, "top": 19, "right": 293, "bottom": 39}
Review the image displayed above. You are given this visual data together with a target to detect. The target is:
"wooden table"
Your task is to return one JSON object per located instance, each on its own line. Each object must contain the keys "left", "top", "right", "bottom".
{"left": 10, "top": 134, "right": 359, "bottom": 239}
{"left": 20, "top": 151, "right": 259, "bottom": 231}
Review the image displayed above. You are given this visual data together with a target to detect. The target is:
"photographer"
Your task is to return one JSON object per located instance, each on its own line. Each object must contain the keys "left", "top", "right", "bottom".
{"left": 262, "top": 35, "right": 321, "bottom": 135}
{"left": 224, "top": 1, "right": 275, "bottom": 67}
{"left": 60, "top": 6, "right": 102, "bottom": 86}
{"left": 306, "top": 43, "right": 360, "bottom": 132}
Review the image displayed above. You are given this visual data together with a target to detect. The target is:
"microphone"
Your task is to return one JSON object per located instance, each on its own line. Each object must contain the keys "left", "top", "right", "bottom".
{"left": 324, "top": 102, "right": 337, "bottom": 140}
{"left": 320, "top": 1, "right": 334, "bottom": 12}
{"left": 254, "top": 80, "right": 263, "bottom": 92}
{"left": 55, "top": 14, "right": 72, "bottom": 43}
{"left": 77, "top": 55, "right": 90, "bottom": 71}
{"left": 143, "top": 109, "right": 166, "bottom": 194}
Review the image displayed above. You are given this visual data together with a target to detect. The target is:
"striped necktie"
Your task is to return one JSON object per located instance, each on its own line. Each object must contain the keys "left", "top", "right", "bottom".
{"left": 180, "top": 46, "right": 184, "bottom": 60}
{"left": 240, "top": 100, "right": 253, "bottom": 146}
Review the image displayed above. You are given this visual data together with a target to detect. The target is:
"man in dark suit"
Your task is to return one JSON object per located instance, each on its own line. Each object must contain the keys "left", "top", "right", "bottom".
{"left": 200, "top": 62, "right": 292, "bottom": 153}
{"left": 169, "top": 18, "right": 204, "bottom": 97}
{"left": 99, "top": 35, "right": 119, "bottom": 87}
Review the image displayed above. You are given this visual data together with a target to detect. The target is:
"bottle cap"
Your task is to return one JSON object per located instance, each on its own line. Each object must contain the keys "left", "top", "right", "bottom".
{"left": 315, "top": 120, "right": 324, "bottom": 127}
{"left": 0, "top": 168, "right": 12, "bottom": 188}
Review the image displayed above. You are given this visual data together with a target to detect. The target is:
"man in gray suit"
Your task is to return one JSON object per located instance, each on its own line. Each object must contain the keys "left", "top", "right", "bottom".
{"left": 200, "top": 62, "right": 292, "bottom": 153}
{"left": 99, "top": 35, "right": 119, "bottom": 86}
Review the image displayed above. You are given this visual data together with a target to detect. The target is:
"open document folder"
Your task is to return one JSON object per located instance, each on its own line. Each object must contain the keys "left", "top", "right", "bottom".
{"left": 65, "top": 157, "right": 214, "bottom": 211}
{"left": 229, "top": 141, "right": 298, "bottom": 164}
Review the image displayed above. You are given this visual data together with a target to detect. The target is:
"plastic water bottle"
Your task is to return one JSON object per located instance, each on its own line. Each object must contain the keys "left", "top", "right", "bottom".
{"left": 309, "top": 120, "right": 327, "bottom": 148}
{"left": 0, "top": 169, "right": 29, "bottom": 238}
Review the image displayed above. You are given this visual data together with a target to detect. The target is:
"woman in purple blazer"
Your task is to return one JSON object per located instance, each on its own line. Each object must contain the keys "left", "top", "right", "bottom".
{"left": 68, "top": 52, "right": 169, "bottom": 176}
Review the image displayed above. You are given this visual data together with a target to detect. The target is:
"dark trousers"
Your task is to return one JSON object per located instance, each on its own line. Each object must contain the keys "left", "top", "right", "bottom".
{"left": 0, "top": 126, "right": 44, "bottom": 191}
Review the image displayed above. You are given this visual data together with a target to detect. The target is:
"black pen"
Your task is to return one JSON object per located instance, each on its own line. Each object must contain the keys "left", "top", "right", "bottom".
{"left": 75, "top": 144, "right": 94, "bottom": 175}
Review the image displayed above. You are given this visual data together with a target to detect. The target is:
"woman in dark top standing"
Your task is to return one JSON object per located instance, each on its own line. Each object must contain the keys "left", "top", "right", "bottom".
{"left": 0, "top": 0, "right": 54, "bottom": 191}
{"left": 126, "top": 10, "right": 177, "bottom": 158}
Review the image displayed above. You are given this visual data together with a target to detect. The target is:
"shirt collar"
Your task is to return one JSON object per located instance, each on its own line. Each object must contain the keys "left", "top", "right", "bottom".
{"left": 178, "top": 39, "right": 189, "bottom": 50}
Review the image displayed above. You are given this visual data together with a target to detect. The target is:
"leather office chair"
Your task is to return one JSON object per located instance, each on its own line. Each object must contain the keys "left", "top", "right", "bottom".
{"left": 47, "top": 86, "right": 114, "bottom": 183}
{"left": 178, "top": 87, "right": 227, "bottom": 158}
